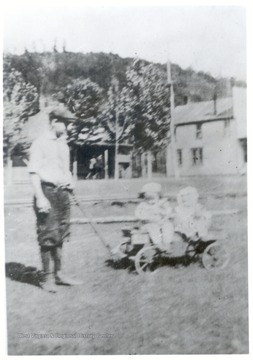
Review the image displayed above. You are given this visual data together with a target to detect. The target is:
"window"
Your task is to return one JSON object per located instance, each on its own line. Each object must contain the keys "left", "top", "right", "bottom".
{"left": 191, "top": 147, "right": 203, "bottom": 166}
{"left": 177, "top": 149, "right": 183, "bottom": 166}
{"left": 196, "top": 123, "right": 202, "bottom": 139}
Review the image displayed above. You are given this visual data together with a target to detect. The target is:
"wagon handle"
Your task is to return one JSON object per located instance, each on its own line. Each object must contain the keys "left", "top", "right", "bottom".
{"left": 71, "top": 192, "right": 114, "bottom": 257}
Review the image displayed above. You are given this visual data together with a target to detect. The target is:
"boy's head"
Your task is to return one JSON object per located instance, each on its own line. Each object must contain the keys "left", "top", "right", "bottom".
{"left": 140, "top": 183, "right": 162, "bottom": 204}
{"left": 177, "top": 186, "right": 199, "bottom": 208}
{"left": 49, "top": 111, "right": 72, "bottom": 138}
{"left": 48, "top": 107, "right": 75, "bottom": 137}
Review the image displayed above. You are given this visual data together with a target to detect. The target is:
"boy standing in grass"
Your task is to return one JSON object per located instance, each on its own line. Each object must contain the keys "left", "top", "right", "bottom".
{"left": 28, "top": 111, "right": 80, "bottom": 292}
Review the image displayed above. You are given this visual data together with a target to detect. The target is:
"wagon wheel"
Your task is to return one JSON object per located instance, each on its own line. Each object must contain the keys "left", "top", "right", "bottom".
{"left": 202, "top": 243, "right": 230, "bottom": 270}
{"left": 119, "top": 241, "right": 133, "bottom": 255}
{"left": 112, "top": 241, "right": 132, "bottom": 260}
{"left": 135, "top": 246, "right": 159, "bottom": 275}
{"left": 185, "top": 242, "right": 198, "bottom": 260}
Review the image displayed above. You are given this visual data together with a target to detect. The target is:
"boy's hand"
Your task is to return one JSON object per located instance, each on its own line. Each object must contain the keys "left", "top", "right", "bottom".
{"left": 58, "top": 182, "right": 74, "bottom": 192}
{"left": 65, "top": 183, "right": 74, "bottom": 192}
{"left": 36, "top": 196, "right": 51, "bottom": 213}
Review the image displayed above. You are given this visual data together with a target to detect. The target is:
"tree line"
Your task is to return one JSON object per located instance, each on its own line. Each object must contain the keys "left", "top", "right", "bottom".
{"left": 3, "top": 50, "right": 246, "bottom": 163}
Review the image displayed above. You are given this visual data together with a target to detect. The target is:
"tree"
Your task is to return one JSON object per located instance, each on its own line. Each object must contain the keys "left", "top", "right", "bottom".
{"left": 58, "top": 78, "right": 104, "bottom": 147}
{"left": 97, "top": 78, "right": 133, "bottom": 143}
{"left": 99, "top": 60, "right": 171, "bottom": 152}
{"left": 97, "top": 77, "right": 134, "bottom": 178}
{"left": 3, "top": 65, "right": 40, "bottom": 164}
{"left": 5, "top": 51, "right": 245, "bottom": 106}
{"left": 125, "top": 59, "right": 170, "bottom": 151}
{"left": 58, "top": 76, "right": 134, "bottom": 178}
{"left": 60, "top": 78, "right": 103, "bottom": 119}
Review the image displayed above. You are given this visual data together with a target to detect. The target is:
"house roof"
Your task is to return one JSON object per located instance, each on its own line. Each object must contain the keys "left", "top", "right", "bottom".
{"left": 174, "top": 87, "right": 247, "bottom": 139}
{"left": 174, "top": 97, "right": 233, "bottom": 125}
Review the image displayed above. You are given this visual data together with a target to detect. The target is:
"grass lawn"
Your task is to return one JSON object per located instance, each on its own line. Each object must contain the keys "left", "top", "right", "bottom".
{"left": 4, "top": 180, "right": 248, "bottom": 354}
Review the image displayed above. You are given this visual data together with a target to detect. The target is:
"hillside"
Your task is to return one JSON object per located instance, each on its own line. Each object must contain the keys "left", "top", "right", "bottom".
{"left": 4, "top": 51, "right": 246, "bottom": 107}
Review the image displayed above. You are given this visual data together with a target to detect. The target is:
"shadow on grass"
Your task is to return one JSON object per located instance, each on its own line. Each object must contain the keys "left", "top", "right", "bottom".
{"left": 6, "top": 262, "right": 44, "bottom": 288}
{"left": 105, "top": 256, "right": 198, "bottom": 273}
{"left": 105, "top": 258, "right": 133, "bottom": 271}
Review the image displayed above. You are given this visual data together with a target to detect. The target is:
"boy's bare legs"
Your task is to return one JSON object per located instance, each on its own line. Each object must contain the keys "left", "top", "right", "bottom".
{"left": 52, "top": 246, "right": 83, "bottom": 286}
{"left": 40, "top": 247, "right": 51, "bottom": 273}
{"left": 40, "top": 246, "right": 57, "bottom": 293}
{"left": 52, "top": 245, "right": 62, "bottom": 274}
{"left": 143, "top": 223, "right": 167, "bottom": 251}
{"left": 51, "top": 246, "right": 69, "bottom": 285}
{"left": 162, "top": 222, "right": 174, "bottom": 252}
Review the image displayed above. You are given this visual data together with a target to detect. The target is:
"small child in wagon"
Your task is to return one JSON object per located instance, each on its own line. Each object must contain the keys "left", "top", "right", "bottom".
{"left": 135, "top": 182, "right": 174, "bottom": 251}
{"left": 174, "top": 186, "right": 211, "bottom": 241}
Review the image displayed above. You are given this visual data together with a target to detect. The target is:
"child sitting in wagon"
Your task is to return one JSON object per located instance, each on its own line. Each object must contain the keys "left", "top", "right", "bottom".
{"left": 135, "top": 182, "right": 174, "bottom": 251}
{"left": 174, "top": 186, "right": 211, "bottom": 242}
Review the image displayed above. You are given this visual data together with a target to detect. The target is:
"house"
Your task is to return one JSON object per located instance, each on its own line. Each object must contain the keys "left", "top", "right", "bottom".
{"left": 72, "top": 141, "right": 133, "bottom": 179}
{"left": 62, "top": 114, "right": 133, "bottom": 179}
{"left": 166, "top": 86, "right": 247, "bottom": 176}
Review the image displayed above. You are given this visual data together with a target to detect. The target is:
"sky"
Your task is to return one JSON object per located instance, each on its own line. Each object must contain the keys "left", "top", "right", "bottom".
{"left": 3, "top": 5, "right": 246, "bottom": 80}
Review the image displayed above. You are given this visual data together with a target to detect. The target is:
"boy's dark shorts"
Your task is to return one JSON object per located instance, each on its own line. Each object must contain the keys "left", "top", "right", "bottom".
{"left": 34, "top": 183, "right": 70, "bottom": 247}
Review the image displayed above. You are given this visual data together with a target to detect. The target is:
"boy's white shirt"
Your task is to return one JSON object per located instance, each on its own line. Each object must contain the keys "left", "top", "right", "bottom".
{"left": 28, "top": 130, "right": 73, "bottom": 186}
{"left": 135, "top": 199, "right": 173, "bottom": 224}
{"left": 174, "top": 203, "right": 211, "bottom": 237}
{"left": 175, "top": 203, "right": 211, "bottom": 220}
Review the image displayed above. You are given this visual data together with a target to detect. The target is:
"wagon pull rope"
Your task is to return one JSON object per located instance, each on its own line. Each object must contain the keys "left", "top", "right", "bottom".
{"left": 71, "top": 192, "right": 114, "bottom": 257}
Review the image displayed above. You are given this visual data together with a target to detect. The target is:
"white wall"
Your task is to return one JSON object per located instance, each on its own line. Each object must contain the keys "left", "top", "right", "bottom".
{"left": 167, "top": 119, "right": 240, "bottom": 176}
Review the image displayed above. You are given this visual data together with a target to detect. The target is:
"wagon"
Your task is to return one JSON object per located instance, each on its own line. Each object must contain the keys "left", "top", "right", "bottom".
{"left": 71, "top": 192, "right": 230, "bottom": 274}
{"left": 113, "top": 226, "right": 230, "bottom": 274}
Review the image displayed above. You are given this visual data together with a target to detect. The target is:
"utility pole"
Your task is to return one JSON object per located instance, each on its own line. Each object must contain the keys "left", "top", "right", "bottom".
{"left": 147, "top": 151, "right": 152, "bottom": 179}
{"left": 72, "top": 148, "right": 78, "bottom": 181}
{"left": 104, "top": 149, "right": 109, "bottom": 179}
{"left": 112, "top": 77, "right": 119, "bottom": 179}
{"left": 167, "top": 60, "right": 179, "bottom": 178}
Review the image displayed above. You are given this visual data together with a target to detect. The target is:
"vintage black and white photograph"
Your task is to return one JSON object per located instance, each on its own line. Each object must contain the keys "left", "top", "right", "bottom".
{"left": 3, "top": 2, "right": 248, "bottom": 355}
